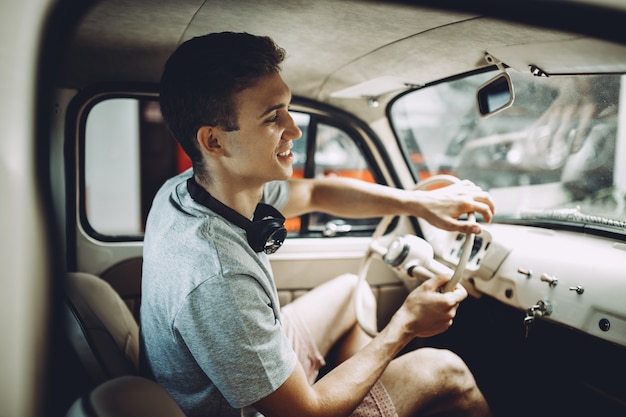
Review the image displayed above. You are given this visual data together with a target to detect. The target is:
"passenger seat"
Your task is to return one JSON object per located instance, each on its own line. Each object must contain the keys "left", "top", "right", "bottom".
{"left": 63, "top": 272, "right": 140, "bottom": 385}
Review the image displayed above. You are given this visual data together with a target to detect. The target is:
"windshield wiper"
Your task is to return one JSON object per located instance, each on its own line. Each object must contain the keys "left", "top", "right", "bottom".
{"left": 520, "top": 207, "right": 626, "bottom": 232}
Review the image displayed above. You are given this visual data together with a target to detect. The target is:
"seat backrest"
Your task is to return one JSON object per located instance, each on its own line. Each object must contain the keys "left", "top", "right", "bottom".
{"left": 66, "top": 375, "right": 186, "bottom": 417}
{"left": 63, "top": 272, "right": 140, "bottom": 385}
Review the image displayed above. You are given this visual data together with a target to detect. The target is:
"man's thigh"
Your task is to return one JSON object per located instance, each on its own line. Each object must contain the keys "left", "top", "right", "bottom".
{"left": 283, "top": 273, "right": 375, "bottom": 357}
{"left": 281, "top": 298, "right": 397, "bottom": 417}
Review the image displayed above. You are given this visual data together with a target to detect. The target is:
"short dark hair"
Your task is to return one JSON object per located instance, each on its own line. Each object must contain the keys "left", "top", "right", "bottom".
{"left": 159, "top": 32, "right": 286, "bottom": 169}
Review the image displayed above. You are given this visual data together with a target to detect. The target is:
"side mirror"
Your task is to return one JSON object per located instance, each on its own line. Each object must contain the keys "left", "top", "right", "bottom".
{"left": 476, "top": 72, "right": 514, "bottom": 117}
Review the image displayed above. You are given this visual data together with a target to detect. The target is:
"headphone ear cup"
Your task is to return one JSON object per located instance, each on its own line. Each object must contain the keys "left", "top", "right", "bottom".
{"left": 248, "top": 203, "right": 287, "bottom": 254}
{"left": 188, "top": 177, "right": 287, "bottom": 253}
{"left": 247, "top": 219, "right": 287, "bottom": 254}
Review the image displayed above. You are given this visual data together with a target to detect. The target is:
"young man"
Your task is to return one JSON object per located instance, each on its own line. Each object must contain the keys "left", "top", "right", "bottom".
{"left": 141, "top": 32, "right": 494, "bottom": 417}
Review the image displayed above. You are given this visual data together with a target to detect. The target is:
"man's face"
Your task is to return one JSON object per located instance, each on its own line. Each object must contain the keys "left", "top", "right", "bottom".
{"left": 220, "top": 71, "right": 302, "bottom": 188}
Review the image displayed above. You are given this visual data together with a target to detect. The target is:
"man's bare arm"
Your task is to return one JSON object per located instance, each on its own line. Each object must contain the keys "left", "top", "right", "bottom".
{"left": 253, "top": 275, "right": 467, "bottom": 417}
{"left": 283, "top": 177, "right": 494, "bottom": 235}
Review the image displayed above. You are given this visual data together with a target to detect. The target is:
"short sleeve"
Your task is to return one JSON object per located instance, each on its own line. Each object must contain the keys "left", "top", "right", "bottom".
{"left": 262, "top": 181, "right": 290, "bottom": 211}
{"left": 173, "top": 274, "right": 297, "bottom": 408}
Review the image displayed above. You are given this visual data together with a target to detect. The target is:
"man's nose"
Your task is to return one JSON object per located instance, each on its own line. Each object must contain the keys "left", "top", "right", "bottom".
{"left": 283, "top": 113, "right": 302, "bottom": 140}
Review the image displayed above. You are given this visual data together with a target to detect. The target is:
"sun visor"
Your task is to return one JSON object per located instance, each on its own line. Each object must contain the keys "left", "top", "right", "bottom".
{"left": 488, "top": 37, "right": 626, "bottom": 75}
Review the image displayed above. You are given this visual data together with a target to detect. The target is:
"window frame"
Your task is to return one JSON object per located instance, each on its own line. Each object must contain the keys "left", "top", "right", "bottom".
{"left": 68, "top": 86, "right": 399, "bottom": 248}
{"left": 289, "top": 109, "right": 386, "bottom": 237}
{"left": 387, "top": 67, "right": 499, "bottom": 184}
{"left": 67, "top": 84, "right": 160, "bottom": 248}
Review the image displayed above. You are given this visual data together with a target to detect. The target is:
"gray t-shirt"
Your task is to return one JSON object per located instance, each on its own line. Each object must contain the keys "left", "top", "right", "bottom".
{"left": 141, "top": 169, "right": 297, "bottom": 417}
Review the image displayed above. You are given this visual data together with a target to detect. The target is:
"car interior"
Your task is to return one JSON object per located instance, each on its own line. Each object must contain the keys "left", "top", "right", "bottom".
{"left": 2, "top": 0, "right": 626, "bottom": 416}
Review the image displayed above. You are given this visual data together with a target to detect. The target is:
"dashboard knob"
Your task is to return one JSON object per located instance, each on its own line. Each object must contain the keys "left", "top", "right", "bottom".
{"left": 540, "top": 273, "right": 558, "bottom": 287}
{"left": 569, "top": 285, "right": 584, "bottom": 294}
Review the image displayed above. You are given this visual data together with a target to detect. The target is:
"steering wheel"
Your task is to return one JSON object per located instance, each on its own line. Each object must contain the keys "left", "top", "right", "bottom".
{"left": 354, "top": 175, "right": 476, "bottom": 337}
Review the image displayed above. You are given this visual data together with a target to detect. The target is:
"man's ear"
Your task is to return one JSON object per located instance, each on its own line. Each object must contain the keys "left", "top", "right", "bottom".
{"left": 196, "top": 126, "right": 224, "bottom": 156}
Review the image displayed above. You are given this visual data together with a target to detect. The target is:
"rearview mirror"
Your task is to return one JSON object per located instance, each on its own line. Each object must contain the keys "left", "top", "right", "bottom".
{"left": 476, "top": 72, "right": 514, "bottom": 117}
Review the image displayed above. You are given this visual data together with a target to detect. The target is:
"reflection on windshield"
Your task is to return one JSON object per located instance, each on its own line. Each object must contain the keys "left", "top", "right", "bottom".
{"left": 390, "top": 71, "right": 626, "bottom": 230}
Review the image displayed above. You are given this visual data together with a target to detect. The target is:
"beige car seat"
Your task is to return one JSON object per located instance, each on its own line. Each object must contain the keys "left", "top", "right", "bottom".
{"left": 63, "top": 272, "right": 140, "bottom": 384}
{"left": 63, "top": 272, "right": 188, "bottom": 415}
{"left": 65, "top": 375, "right": 186, "bottom": 417}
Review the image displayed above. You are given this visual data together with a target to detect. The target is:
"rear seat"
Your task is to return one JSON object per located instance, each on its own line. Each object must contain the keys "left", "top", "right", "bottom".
{"left": 65, "top": 375, "right": 185, "bottom": 417}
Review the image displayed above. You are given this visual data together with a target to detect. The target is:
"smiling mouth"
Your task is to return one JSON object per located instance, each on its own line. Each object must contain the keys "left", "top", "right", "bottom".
{"left": 277, "top": 141, "right": 293, "bottom": 158}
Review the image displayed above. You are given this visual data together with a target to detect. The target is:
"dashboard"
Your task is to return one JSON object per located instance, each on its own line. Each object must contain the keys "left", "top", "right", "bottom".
{"left": 445, "top": 223, "right": 626, "bottom": 348}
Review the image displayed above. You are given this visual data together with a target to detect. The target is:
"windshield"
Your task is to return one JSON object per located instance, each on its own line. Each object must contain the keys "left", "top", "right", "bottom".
{"left": 390, "top": 70, "right": 626, "bottom": 233}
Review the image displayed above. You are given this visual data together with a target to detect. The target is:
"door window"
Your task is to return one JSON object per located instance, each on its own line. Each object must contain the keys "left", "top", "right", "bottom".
{"left": 82, "top": 97, "right": 381, "bottom": 239}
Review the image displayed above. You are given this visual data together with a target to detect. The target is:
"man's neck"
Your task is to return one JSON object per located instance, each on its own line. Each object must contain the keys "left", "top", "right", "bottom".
{"left": 194, "top": 174, "right": 264, "bottom": 220}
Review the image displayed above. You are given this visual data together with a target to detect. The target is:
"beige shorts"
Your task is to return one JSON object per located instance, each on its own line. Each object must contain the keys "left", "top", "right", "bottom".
{"left": 281, "top": 305, "right": 398, "bottom": 417}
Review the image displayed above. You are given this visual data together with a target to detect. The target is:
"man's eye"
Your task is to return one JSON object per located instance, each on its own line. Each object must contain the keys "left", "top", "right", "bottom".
{"left": 266, "top": 114, "right": 279, "bottom": 123}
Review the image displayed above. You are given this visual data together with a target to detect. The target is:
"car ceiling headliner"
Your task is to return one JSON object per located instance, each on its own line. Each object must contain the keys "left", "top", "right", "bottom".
{"left": 62, "top": 0, "right": 626, "bottom": 117}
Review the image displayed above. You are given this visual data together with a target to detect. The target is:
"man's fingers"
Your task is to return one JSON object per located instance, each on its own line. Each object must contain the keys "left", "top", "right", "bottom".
{"left": 423, "top": 274, "right": 451, "bottom": 290}
{"left": 448, "top": 282, "right": 468, "bottom": 301}
{"left": 425, "top": 275, "right": 468, "bottom": 303}
{"left": 449, "top": 218, "right": 482, "bottom": 235}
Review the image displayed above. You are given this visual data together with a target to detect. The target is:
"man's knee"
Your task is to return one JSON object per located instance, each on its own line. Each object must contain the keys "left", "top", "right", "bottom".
{"left": 414, "top": 348, "right": 488, "bottom": 412}
{"left": 399, "top": 347, "right": 479, "bottom": 399}
{"left": 424, "top": 348, "right": 475, "bottom": 392}
{"left": 305, "top": 272, "right": 375, "bottom": 319}
{"left": 327, "top": 273, "right": 360, "bottom": 297}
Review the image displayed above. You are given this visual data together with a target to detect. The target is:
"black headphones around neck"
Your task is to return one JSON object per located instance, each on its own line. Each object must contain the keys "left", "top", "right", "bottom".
{"left": 187, "top": 177, "right": 287, "bottom": 254}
